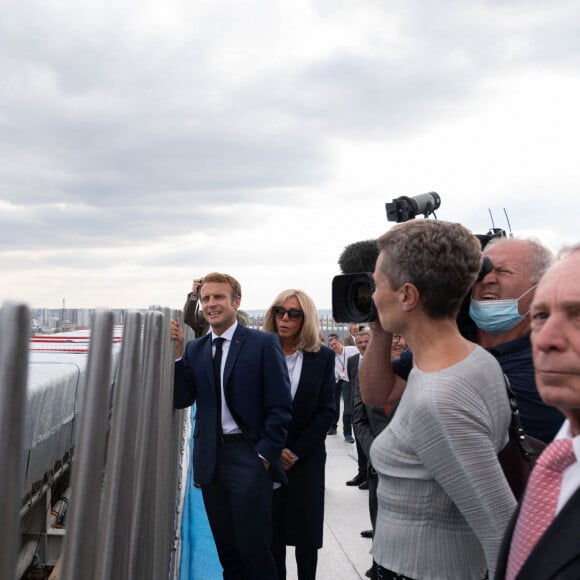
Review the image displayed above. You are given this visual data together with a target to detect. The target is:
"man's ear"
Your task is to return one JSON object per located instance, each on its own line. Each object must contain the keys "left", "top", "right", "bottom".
{"left": 399, "top": 282, "right": 420, "bottom": 312}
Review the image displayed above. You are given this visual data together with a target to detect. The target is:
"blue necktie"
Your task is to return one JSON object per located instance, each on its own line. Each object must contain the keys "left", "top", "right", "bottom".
{"left": 213, "top": 337, "right": 225, "bottom": 436}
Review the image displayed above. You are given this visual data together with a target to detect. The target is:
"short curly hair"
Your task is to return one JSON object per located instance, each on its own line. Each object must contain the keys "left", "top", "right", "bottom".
{"left": 377, "top": 220, "right": 482, "bottom": 319}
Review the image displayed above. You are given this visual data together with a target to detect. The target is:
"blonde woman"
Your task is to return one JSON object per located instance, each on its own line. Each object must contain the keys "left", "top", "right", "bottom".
{"left": 264, "top": 289, "right": 335, "bottom": 580}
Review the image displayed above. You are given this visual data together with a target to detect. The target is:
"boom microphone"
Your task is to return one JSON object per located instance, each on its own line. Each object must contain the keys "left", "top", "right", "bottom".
{"left": 338, "top": 239, "right": 379, "bottom": 274}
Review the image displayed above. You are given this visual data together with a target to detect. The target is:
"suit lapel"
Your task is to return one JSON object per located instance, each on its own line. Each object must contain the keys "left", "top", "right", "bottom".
{"left": 517, "top": 487, "right": 580, "bottom": 579}
{"left": 348, "top": 354, "right": 360, "bottom": 384}
{"left": 223, "top": 324, "right": 244, "bottom": 394}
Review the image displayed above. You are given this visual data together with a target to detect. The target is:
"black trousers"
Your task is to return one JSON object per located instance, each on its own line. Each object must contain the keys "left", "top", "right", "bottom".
{"left": 356, "top": 436, "right": 368, "bottom": 476}
{"left": 373, "top": 563, "right": 486, "bottom": 580}
{"left": 331, "top": 382, "right": 341, "bottom": 429}
{"left": 272, "top": 489, "right": 318, "bottom": 580}
{"left": 272, "top": 542, "right": 317, "bottom": 580}
{"left": 368, "top": 466, "right": 378, "bottom": 529}
{"left": 374, "top": 564, "right": 416, "bottom": 580}
{"left": 341, "top": 380, "right": 352, "bottom": 436}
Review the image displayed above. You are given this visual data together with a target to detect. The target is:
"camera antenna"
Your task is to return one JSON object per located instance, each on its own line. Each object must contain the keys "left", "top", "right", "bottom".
{"left": 503, "top": 208, "right": 513, "bottom": 237}
{"left": 488, "top": 208, "right": 496, "bottom": 230}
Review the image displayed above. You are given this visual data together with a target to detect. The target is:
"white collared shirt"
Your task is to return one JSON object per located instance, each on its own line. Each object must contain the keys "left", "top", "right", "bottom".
{"left": 285, "top": 350, "right": 304, "bottom": 400}
{"left": 554, "top": 420, "right": 580, "bottom": 515}
{"left": 334, "top": 345, "right": 359, "bottom": 381}
{"left": 211, "top": 321, "right": 241, "bottom": 434}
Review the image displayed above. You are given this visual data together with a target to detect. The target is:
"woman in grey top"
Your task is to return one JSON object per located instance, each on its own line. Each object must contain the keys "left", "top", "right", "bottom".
{"left": 359, "top": 220, "right": 517, "bottom": 580}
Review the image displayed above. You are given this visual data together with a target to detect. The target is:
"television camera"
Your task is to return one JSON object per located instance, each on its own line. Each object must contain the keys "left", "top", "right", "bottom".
{"left": 331, "top": 192, "right": 506, "bottom": 323}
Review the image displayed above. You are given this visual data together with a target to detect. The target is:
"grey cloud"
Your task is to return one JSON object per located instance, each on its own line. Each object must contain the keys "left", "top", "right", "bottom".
{"left": 0, "top": 4, "right": 332, "bottom": 215}
{"left": 2, "top": 0, "right": 579, "bottom": 259}
{"left": 259, "top": 1, "right": 580, "bottom": 138}
{"left": 401, "top": 1, "right": 580, "bottom": 72}
{"left": 0, "top": 201, "right": 217, "bottom": 249}
{"left": 0, "top": 185, "right": 310, "bottom": 250}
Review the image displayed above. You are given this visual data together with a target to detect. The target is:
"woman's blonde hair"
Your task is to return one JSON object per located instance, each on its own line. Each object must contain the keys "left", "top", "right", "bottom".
{"left": 264, "top": 289, "right": 321, "bottom": 353}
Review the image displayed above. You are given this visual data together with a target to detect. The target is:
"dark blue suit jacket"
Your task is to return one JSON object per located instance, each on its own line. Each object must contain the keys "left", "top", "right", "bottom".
{"left": 285, "top": 346, "right": 335, "bottom": 460}
{"left": 174, "top": 324, "right": 292, "bottom": 486}
{"left": 495, "top": 486, "right": 580, "bottom": 579}
{"left": 276, "top": 345, "right": 335, "bottom": 548}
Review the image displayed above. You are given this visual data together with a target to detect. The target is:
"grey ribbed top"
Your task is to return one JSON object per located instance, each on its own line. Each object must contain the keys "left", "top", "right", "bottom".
{"left": 370, "top": 346, "right": 517, "bottom": 580}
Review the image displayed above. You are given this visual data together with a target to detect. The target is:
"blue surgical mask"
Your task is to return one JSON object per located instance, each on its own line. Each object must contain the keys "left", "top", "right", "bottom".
{"left": 469, "top": 286, "right": 536, "bottom": 334}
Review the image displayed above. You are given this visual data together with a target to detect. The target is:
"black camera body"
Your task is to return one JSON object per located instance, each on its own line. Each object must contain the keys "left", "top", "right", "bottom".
{"left": 331, "top": 273, "right": 377, "bottom": 323}
{"left": 385, "top": 191, "right": 441, "bottom": 223}
{"left": 331, "top": 193, "right": 505, "bottom": 324}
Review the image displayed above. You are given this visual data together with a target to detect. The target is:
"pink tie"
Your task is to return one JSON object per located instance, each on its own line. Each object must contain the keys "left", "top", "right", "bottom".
{"left": 506, "top": 438, "right": 576, "bottom": 580}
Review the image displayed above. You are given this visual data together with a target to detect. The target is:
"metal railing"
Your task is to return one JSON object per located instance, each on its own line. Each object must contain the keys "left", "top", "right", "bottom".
{"left": 0, "top": 303, "right": 184, "bottom": 580}
{"left": 0, "top": 303, "right": 30, "bottom": 580}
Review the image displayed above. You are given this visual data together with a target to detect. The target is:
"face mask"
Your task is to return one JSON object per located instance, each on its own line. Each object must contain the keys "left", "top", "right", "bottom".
{"left": 469, "top": 286, "right": 536, "bottom": 334}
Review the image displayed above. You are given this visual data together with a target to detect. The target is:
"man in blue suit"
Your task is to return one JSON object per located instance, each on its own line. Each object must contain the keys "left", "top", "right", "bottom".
{"left": 171, "top": 272, "right": 292, "bottom": 579}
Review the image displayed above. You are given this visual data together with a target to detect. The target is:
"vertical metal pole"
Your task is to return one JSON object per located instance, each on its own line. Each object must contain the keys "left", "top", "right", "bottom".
{"left": 95, "top": 311, "right": 143, "bottom": 580}
{"left": 152, "top": 307, "right": 182, "bottom": 580}
{"left": 0, "top": 302, "right": 30, "bottom": 580}
{"left": 60, "top": 309, "right": 114, "bottom": 580}
{"left": 167, "top": 311, "right": 186, "bottom": 580}
{"left": 128, "top": 310, "right": 164, "bottom": 579}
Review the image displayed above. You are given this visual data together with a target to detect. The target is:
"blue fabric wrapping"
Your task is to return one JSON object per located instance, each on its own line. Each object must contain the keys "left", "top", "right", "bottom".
{"left": 179, "top": 405, "right": 223, "bottom": 580}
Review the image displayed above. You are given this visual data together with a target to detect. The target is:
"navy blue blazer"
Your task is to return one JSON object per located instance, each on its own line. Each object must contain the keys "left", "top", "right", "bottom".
{"left": 495, "top": 486, "right": 580, "bottom": 579}
{"left": 277, "top": 345, "right": 335, "bottom": 548}
{"left": 174, "top": 324, "right": 292, "bottom": 486}
{"left": 285, "top": 346, "right": 336, "bottom": 460}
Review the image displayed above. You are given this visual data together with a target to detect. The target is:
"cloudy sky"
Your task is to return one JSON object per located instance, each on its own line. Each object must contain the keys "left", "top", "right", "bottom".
{"left": 2, "top": 0, "right": 579, "bottom": 311}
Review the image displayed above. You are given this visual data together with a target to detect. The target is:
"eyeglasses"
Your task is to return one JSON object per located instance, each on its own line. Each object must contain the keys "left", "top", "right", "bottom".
{"left": 273, "top": 306, "right": 304, "bottom": 320}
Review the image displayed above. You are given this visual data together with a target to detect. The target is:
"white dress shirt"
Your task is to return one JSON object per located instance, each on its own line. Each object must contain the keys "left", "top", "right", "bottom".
{"left": 211, "top": 321, "right": 241, "bottom": 434}
{"left": 334, "top": 345, "right": 358, "bottom": 381}
{"left": 285, "top": 350, "right": 303, "bottom": 400}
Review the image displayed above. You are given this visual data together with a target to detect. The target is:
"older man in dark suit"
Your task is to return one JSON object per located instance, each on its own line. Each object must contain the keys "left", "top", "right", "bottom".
{"left": 496, "top": 245, "right": 580, "bottom": 580}
{"left": 171, "top": 272, "right": 292, "bottom": 580}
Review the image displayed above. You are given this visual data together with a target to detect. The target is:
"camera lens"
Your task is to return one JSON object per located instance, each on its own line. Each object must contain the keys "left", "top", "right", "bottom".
{"left": 331, "top": 273, "right": 377, "bottom": 323}
{"left": 351, "top": 280, "right": 373, "bottom": 313}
